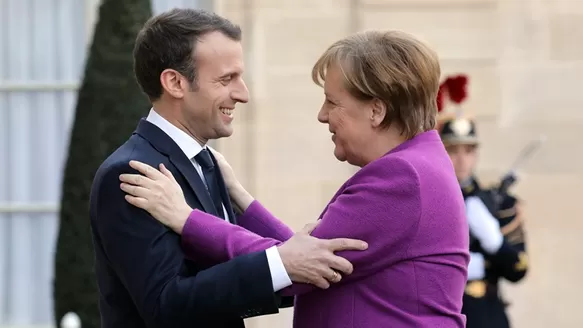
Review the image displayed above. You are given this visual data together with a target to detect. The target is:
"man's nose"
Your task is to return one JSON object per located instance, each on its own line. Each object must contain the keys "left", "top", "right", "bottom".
{"left": 233, "top": 78, "right": 249, "bottom": 104}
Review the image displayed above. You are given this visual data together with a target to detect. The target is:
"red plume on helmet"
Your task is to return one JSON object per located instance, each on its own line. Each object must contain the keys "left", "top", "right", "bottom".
{"left": 436, "top": 74, "right": 468, "bottom": 113}
{"left": 445, "top": 75, "right": 468, "bottom": 104}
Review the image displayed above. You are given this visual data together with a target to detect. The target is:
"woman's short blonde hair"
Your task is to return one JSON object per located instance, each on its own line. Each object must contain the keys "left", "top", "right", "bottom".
{"left": 312, "top": 30, "right": 440, "bottom": 139}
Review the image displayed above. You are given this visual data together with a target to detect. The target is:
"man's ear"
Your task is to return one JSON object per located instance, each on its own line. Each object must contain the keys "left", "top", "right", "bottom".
{"left": 160, "top": 69, "right": 186, "bottom": 99}
{"left": 370, "top": 98, "right": 387, "bottom": 127}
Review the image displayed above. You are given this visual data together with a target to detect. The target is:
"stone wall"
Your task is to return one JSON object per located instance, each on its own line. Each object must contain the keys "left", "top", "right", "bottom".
{"left": 214, "top": 0, "right": 583, "bottom": 327}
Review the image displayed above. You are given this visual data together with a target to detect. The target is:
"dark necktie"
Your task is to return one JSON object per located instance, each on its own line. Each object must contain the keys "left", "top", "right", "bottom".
{"left": 194, "top": 149, "right": 226, "bottom": 219}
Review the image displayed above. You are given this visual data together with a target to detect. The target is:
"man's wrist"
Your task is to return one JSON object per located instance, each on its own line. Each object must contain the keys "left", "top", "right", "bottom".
{"left": 276, "top": 243, "right": 297, "bottom": 283}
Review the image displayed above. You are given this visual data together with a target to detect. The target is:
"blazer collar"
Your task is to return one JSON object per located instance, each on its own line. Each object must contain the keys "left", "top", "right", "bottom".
{"left": 134, "top": 119, "right": 218, "bottom": 216}
{"left": 145, "top": 109, "right": 203, "bottom": 160}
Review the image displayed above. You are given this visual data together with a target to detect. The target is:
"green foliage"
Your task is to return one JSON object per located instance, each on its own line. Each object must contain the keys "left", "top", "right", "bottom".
{"left": 53, "top": 0, "right": 152, "bottom": 327}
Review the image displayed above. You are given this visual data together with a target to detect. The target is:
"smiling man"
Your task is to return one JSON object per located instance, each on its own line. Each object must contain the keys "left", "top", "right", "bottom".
{"left": 89, "top": 8, "right": 367, "bottom": 328}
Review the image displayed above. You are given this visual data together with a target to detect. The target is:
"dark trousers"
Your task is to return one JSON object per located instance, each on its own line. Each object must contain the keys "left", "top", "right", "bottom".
{"left": 463, "top": 293, "right": 511, "bottom": 328}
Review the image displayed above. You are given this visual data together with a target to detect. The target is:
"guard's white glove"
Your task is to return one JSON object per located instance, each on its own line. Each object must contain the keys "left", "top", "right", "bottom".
{"left": 466, "top": 196, "right": 503, "bottom": 254}
{"left": 468, "top": 252, "right": 486, "bottom": 280}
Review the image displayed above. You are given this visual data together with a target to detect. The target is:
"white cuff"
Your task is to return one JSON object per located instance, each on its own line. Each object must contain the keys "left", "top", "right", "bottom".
{"left": 467, "top": 252, "right": 486, "bottom": 280}
{"left": 265, "top": 246, "right": 292, "bottom": 292}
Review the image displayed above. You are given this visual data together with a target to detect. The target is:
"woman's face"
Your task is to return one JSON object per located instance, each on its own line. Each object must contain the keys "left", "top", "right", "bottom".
{"left": 317, "top": 64, "right": 377, "bottom": 166}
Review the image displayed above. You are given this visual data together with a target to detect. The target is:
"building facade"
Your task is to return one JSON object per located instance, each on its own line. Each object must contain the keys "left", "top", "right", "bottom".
{"left": 213, "top": 1, "right": 583, "bottom": 328}
{"left": 1, "top": 0, "right": 582, "bottom": 327}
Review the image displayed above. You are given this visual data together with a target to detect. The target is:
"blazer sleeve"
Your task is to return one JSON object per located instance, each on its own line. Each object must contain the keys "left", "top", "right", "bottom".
{"left": 180, "top": 201, "right": 288, "bottom": 263}
{"left": 236, "top": 201, "right": 294, "bottom": 241}
{"left": 180, "top": 157, "right": 422, "bottom": 296}
{"left": 486, "top": 195, "right": 528, "bottom": 283}
{"left": 92, "top": 162, "right": 279, "bottom": 327}
{"left": 180, "top": 200, "right": 296, "bottom": 308}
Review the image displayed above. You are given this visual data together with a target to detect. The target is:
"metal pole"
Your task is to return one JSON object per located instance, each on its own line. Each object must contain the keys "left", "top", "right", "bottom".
{"left": 0, "top": 202, "right": 59, "bottom": 214}
{"left": 0, "top": 81, "right": 78, "bottom": 92}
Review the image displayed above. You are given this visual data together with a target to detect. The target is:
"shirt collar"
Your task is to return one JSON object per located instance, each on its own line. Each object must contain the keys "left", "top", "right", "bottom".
{"left": 146, "top": 109, "right": 204, "bottom": 160}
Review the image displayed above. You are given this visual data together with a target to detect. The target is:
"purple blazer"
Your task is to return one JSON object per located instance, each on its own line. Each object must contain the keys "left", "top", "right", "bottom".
{"left": 181, "top": 130, "right": 469, "bottom": 328}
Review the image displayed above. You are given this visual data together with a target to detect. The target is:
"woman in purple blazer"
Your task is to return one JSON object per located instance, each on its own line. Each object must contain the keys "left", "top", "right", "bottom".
{"left": 120, "top": 30, "right": 469, "bottom": 327}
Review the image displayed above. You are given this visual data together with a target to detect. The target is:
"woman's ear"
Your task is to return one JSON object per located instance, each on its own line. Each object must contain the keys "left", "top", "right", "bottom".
{"left": 370, "top": 98, "right": 387, "bottom": 127}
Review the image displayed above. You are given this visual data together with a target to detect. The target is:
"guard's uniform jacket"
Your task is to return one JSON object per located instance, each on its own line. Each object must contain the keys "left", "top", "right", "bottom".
{"left": 461, "top": 177, "right": 528, "bottom": 328}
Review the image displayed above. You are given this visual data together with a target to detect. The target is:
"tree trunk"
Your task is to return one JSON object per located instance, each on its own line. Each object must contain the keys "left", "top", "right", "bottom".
{"left": 53, "top": 0, "right": 152, "bottom": 327}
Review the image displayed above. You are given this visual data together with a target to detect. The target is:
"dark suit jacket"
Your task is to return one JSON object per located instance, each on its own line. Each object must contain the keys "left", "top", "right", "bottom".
{"left": 89, "top": 119, "right": 280, "bottom": 328}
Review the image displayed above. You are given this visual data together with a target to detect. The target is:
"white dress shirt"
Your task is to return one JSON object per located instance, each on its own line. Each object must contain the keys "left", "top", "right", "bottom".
{"left": 146, "top": 109, "right": 292, "bottom": 291}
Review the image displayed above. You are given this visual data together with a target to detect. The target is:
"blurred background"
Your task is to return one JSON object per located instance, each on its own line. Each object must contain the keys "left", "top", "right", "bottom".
{"left": 1, "top": 0, "right": 582, "bottom": 327}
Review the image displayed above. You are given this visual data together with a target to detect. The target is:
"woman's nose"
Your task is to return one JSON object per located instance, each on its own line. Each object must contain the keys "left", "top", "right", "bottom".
{"left": 317, "top": 107, "right": 328, "bottom": 123}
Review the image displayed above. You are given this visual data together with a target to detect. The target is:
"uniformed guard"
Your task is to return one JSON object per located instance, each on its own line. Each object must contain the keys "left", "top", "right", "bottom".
{"left": 436, "top": 74, "right": 528, "bottom": 328}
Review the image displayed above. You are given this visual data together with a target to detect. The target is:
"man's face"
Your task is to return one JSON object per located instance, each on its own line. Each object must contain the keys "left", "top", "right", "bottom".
{"left": 445, "top": 143, "right": 478, "bottom": 182}
{"left": 181, "top": 31, "right": 248, "bottom": 144}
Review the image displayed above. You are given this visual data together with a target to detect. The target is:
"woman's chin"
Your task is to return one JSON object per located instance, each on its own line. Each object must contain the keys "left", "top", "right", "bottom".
{"left": 333, "top": 147, "right": 347, "bottom": 162}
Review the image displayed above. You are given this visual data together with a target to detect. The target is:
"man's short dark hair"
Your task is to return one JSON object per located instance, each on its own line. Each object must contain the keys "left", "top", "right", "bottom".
{"left": 133, "top": 8, "right": 242, "bottom": 100}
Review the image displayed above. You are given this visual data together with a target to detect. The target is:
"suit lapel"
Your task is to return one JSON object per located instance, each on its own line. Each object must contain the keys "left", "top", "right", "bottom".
{"left": 209, "top": 151, "right": 237, "bottom": 224}
{"left": 134, "top": 119, "right": 218, "bottom": 216}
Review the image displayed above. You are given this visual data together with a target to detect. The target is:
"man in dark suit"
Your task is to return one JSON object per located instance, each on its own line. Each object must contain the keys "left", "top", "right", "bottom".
{"left": 89, "top": 8, "right": 366, "bottom": 328}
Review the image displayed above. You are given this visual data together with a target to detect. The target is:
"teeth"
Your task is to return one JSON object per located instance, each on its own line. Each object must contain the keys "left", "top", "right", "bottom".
{"left": 220, "top": 108, "right": 233, "bottom": 117}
